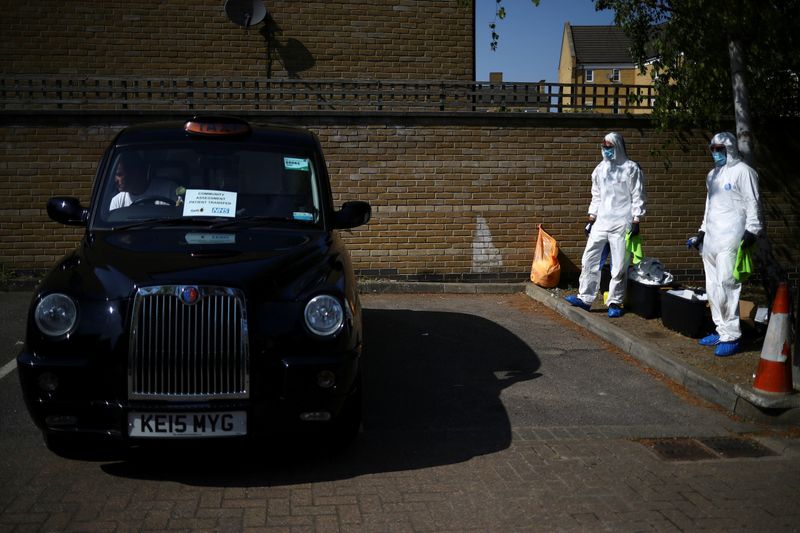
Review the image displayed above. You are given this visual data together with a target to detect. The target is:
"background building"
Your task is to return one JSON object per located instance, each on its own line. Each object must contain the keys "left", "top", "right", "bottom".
{"left": 558, "top": 23, "right": 655, "bottom": 114}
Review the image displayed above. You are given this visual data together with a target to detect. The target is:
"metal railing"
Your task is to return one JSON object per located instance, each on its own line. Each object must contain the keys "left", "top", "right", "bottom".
{"left": 0, "top": 76, "right": 656, "bottom": 114}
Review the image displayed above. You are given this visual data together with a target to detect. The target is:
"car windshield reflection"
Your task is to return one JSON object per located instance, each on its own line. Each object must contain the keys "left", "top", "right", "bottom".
{"left": 96, "top": 145, "right": 321, "bottom": 229}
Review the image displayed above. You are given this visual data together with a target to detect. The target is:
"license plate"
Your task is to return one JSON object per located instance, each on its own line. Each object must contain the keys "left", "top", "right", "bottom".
{"left": 128, "top": 411, "right": 246, "bottom": 438}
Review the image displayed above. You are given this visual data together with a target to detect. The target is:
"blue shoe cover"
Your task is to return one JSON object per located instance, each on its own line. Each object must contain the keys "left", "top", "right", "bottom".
{"left": 564, "top": 295, "right": 591, "bottom": 311}
{"left": 698, "top": 333, "right": 720, "bottom": 346}
{"left": 715, "top": 341, "right": 739, "bottom": 357}
{"left": 607, "top": 305, "right": 623, "bottom": 318}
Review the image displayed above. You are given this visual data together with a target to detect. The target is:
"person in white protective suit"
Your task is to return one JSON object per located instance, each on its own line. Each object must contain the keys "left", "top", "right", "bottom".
{"left": 565, "top": 132, "right": 647, "bottom": 318}
{"left": 687, "top": 132, "right": 762, "bottom": 357}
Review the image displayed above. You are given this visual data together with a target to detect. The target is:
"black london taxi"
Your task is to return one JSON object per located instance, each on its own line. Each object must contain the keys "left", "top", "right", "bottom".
{"left": 16, "top": 116, "right": 371, "bottom": 453}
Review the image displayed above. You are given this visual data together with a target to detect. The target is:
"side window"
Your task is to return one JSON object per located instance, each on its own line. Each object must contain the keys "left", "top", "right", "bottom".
{"left": 281, "top": 157, "right": 319, "bottom": 218}
{"left": 611, "top": 69, "right": 620, "bottom": 82}
{"left": 105, "top": 151, "right": 150, "bottom": 213}
{"left": 99, "top": 153, "right": 124, "bottom": 219}
{"left": 585, "top": 69, "right": 594, "bottom": 83}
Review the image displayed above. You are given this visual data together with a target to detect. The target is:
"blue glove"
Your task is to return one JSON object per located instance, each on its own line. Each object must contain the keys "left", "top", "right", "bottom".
{"left": 584, "top": 221, "right": 594, "bottom": 237}
{"left": 686, "top": 231, "right": 704, "bottom": 250}
{"left": 629, "top": 222, "right": 640, "bottom": 236}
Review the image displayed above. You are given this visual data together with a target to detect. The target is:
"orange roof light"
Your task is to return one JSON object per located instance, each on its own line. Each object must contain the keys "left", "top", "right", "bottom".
{"left": 184, "top": 117, "right": 251, "bottom": 137}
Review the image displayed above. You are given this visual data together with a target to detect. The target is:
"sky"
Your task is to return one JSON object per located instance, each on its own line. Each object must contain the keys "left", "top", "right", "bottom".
{"left": 475, "top": 0, "right": 616, "bottom": 83}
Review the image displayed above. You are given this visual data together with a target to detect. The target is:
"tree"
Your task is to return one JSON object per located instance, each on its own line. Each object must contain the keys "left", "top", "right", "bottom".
{"left": 595, "top": 0, "right": 800, "bottom": 162}
{"left": 596, "top": 0, "right": 798, "bottom": 294}
{"left": 479, "top": 0, "right": 799, "bottom": 148}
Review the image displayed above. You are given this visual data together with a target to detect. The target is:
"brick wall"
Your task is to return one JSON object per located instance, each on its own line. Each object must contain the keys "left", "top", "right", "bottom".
{"left": 316, "top": 118, "right": 799, "bottom": 284}
{"left": 2, "top": 113, "right": 798, "bottom": 286}
{"left": 0, "top": 0, "right": 473, "bottom": 81}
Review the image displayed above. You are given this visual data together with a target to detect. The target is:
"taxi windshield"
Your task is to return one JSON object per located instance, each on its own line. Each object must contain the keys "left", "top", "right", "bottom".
{"left": 94, "top": 144, "right": 321, "bottom": 229}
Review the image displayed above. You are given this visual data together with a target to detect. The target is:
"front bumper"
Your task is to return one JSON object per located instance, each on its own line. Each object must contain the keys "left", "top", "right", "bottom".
{"left": 17, "top": 348, "right": 361, "bottom": 441}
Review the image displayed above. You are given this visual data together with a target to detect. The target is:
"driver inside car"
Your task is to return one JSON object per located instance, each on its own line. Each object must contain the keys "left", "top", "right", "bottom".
{"left": 109, "top": 153, "right": 178, "bottom": 210}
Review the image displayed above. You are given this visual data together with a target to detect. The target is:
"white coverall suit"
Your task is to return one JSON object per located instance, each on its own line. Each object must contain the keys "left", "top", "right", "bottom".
{"left": 576, "top": 132, "right": 647, "bottom": 306}
{"left": 700, "top": 132, "right": 762, "bottom": 342}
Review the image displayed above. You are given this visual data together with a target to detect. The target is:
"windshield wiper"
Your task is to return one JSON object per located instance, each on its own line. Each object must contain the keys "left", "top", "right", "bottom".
{"left": 208, "top": 215, "right": 307, "bottom": 229}
{"left": 113, "top": 217, "right": 227, "bottom": 231}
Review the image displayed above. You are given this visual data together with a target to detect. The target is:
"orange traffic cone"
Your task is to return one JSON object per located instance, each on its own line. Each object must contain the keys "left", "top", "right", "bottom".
{"left": 752, "top": 282, "right": 794, "bottom": 395}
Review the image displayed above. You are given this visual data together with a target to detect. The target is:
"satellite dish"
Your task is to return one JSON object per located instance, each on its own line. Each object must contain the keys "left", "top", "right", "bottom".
{"left": 224, "top": 0, "right": 266, "bottom": 29}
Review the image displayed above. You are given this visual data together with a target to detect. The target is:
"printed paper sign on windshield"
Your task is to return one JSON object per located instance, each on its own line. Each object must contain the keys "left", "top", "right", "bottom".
{"left": 182, "top": 189, "right": 237, "bottom": 218}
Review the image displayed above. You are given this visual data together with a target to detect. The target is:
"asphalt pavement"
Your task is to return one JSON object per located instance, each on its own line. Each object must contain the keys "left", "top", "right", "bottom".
{"left": 2, "top": 284, "right": 799, "bottom": 426}
{"left": 3, "top": 288, "right": 800, "bottom": 531}
{"left": 358, "top": 280, "right": 800, "bottom": 426}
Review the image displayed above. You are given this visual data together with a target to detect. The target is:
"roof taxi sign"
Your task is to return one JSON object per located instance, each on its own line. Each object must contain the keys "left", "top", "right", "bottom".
{"left": 184, "top": 117, "right": 251, "bottom": 137}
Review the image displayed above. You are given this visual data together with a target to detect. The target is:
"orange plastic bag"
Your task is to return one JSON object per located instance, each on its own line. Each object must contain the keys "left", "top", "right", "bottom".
{"left": 530, "top": 225, "right": 561, "bottom": 288}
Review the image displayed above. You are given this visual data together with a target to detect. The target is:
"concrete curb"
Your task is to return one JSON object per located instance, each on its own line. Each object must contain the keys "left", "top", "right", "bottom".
{"left": 734, "top": 384, "right": 800, "bottom": 409}
{"left": 358, "top": 280, "right": 527, "bottom": 295}
{"left": 523, "top": 283, "right": 800, "bottom": 425}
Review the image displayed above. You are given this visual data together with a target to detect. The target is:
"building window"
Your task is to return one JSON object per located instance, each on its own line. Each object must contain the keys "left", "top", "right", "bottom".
{"left": 585, "top": 69, "right": 594, "bottom": 83}
{"left": 611, "top": 69, "right": 620, "bottom": 82}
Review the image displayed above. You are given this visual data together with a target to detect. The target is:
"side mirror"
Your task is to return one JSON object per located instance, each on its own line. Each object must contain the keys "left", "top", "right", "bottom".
{"left": 334, "top": 201, "right": 371, "bottom": 229}
{"left": 47, "top": 197, "right": 89, "bottom": 226}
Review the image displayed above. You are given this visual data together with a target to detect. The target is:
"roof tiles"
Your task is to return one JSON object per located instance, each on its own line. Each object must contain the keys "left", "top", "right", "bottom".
{"left": 570, "top": 25, "right": 633, "bottom": 65}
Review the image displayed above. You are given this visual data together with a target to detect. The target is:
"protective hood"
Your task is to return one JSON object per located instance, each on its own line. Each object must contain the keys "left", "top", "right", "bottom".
{"left": 602, "top": 132, "right": 629, "bottom": 165}
{"left": 710, "top": 132, "right": 742, "bottom": 167}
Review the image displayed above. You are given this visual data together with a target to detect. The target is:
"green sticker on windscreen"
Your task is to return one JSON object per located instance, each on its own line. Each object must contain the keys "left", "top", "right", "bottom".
{"left": 284, "top": 157, "right": 309, "bottom": 171}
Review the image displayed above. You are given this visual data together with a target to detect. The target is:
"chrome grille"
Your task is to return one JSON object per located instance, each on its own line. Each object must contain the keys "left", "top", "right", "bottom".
{"left": 128, "top": 286, "right": 249, "bottom": 400}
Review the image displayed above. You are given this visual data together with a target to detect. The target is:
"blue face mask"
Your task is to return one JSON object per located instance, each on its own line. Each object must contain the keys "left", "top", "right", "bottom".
{"left": 712, "top": 151, "right": 727, "bottom": 167}
{"left": 602, "top": 147, "right": 615, "bottom": 160}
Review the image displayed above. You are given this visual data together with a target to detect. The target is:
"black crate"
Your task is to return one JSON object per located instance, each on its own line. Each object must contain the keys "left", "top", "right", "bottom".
{"left": 660, "top": 290, "right": 712, "bottom": 338}
{"left": 600, "top": 265, "right": 611, "bottom": 292}
{"left": 626, "top": 278, "right": 663, "bottom": 319}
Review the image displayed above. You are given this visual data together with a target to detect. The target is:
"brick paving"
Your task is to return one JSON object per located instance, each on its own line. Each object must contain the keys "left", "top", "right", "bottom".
{"left": 2, "top": 428, "right": 800, "bottom": 532}
{"left": 3, "top": 292, "right": 800, "bottom": 531}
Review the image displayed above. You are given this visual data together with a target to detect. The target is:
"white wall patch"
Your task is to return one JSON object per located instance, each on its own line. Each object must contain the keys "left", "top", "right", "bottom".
{"left": 472, "top": 216, "right": 503, "bottom": 273}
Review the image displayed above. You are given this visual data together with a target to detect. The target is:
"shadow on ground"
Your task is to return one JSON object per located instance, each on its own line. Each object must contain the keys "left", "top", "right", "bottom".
{"left": 98, "top": 308, "right": 542, "bottom": 486}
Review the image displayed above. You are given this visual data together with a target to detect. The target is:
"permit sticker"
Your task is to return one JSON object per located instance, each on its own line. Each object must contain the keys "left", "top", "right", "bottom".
{"left": 292, "top": 211, "right": 315, "bottom": 222}
{"left": 284, "top": 157, "right": 310, "bottom": 171}
{"left": 185, "top": 233, "right": 236, "bottom": 245}
{"left": 182, "top": 189, "right": 237, "bottom": 218}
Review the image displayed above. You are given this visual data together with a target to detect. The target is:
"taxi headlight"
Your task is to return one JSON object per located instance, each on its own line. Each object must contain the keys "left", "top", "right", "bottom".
{"left": 304, "top": 295, "right": 344, "bottom": 337}
{"left": 34, "top": 293, "right": 78, "bottom": 338}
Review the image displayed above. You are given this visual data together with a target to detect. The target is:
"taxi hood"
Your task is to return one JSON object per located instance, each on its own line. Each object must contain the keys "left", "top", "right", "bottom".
{"left": 40, "top": 227, "right": 345, "bottom": 301}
